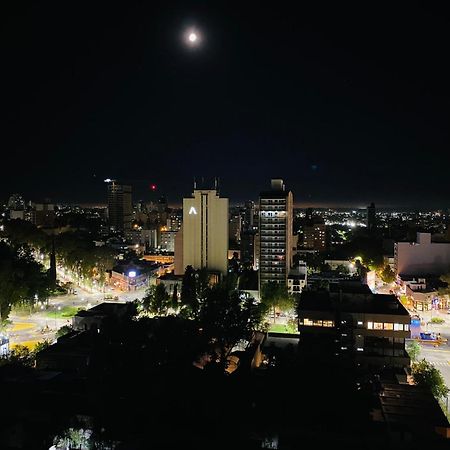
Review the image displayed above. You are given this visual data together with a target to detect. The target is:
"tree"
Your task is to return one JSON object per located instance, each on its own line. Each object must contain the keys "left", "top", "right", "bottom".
{"left": 412, "top": 359, "right": 449, "bottom": 399}
{"left": 238, "top": 268, "right": 258, "bottom": 290}
{"left": 142, "top": 284, "right": 171, "bottom": 316}
{"left": 406, "top": 340, "right": 421, "bottom": 362}
{"left": 34, "top": 340, "right": 51, "bottom": 354}
{"left": 171, "top": 284, "right": 179, "bottom": 310}
{"left": 0, "top": 344, "right": 34, "bottom": 367}
{"left": 438, "top": 272, "right": 450, "bottom": 297}
{"left": 260, "top": 281, "right": 294, "bottom": 322}
{"left": 55, "top": 325, "right": 73, "bottom": 339}
{"left": 0, "top": 242, "right": 51, "bottom": 324}
{"left": 335, "top": 264, "right": 350, "bottom": 275}
{"left": 180, "top": 266, "right": 197, "bottom": 317}
{"left": 380, "top": 265, "right": 395, "bottom": 283}
{"left": 198, "top": 285, "right": 264, "bottom": 363}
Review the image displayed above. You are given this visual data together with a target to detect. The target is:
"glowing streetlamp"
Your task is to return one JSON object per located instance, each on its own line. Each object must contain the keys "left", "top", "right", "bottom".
{"left": 55, "top": 305, "right": 61, "bottom": 329}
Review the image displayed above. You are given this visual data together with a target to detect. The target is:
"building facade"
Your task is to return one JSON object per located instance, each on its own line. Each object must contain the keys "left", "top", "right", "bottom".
{"left": 182, "top": 186, "right": 229, "bottom": 275}
{"left": 107, "top": 182, "right": 132, "bottom": 231}
{"left": 395, "top": 232, "right": 450, "bottom": 276}
{"left": 367, "top": 202, "right": 376, "bottom": 231}
{"left": 287, "top": 262, "right": 307, "bottom": 296}
{"left": 259, "top": 179, "right": 293, "bottom": 288}
{"left": 303, "top": 222, "right": 326, "bottom": 251}
{"left": 160, "top": 230, "right": 177, "bottom": 252}
{"left": 298, "top": 285, "right": 411, "bottom": 368}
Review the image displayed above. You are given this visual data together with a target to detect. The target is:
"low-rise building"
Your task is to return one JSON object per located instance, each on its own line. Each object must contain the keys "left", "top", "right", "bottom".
{"left": 156, "top": 272, "right": 183, "bottom": 297}
{"left": 287, "top": 262, "right": 307, "bottom": 295}
{"left": 0, "top": 334, "right": 9, "bottom": 356}
{"left": 110, "top": 264, "right": 149, "bottom": 291}
{"left": 72, "top": 302, "right": 132, "bottom": 331}
{"left": 297, "top": 284, "right": 411, "bottom": 369}
{"left": 395, "top": 232, "right": 450, "bottom": 276}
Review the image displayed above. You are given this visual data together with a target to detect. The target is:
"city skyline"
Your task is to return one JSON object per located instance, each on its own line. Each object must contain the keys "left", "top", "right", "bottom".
{"left": 3, "top": 2, "right": 450, "bottom": 207}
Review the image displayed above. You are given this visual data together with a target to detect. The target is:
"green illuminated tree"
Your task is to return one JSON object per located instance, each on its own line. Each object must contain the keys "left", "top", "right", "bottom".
{"left": 0, "top": 344, "right": 34, "bottom": 367}
{"left": 406, "top": 340, "right": 421, "bottom": 362}
{"left": 55, "top": 325, "right": 73, "bottom": 339}
{"left": 0, "top": 242, "right": 51, "bottom": 324}
{"left": 261, "top": 281, "right": 294, "bottom": 322}
{"left": 412, "top": 359, "right": 449, "bottom": 399}
{"left": 380, "top": 265, "right": 395, "bottom": 283}
{"left": 142, "top": 284, "right": 171, "bottom": 316}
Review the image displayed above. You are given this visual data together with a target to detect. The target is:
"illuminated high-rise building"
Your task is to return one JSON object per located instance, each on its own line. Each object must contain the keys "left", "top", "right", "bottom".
{"left": 182, "top": 181, "right": 228, "bottom": 275}
{"left": 259, "top": 179, "right": 293, "bottom": 288}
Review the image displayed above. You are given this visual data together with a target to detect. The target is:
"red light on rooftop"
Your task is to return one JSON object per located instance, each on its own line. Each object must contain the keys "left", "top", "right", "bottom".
{"left": 150, "top": 184, "right": 157, "bottom": 191}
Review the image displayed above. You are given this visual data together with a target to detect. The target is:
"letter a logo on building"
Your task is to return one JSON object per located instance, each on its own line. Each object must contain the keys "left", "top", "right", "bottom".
{"left": 189, "top": 206, "right": 197, "bottom": 215}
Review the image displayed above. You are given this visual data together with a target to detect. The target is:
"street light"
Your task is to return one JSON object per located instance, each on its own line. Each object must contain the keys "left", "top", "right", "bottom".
{"left": 55, "top": 306, "right": 61, "bottom": 329}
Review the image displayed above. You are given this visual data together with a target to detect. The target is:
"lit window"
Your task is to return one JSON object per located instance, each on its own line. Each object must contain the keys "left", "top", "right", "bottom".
{"left": 383, "top": 323, "right": 394, "bottom": 330}
{"left": 313, "top": 320, "right": 323, "bottom": 327}
{"left": 394, "top": 323, "right": 404, "bottom": 331}
{"left": 323, "top": 320, "right": 334, "bottom": 327}
{"left": 373, "top": 322, "right": 383, "bottom": 330}
{"left": 367, "top": 322, "right": 373, "bottom": 329}
{"left": 356, "top": 347, "right": 364, "bottom": 352}
{"left": 404, "top": 324, "right": 410, "bottom": 331}
{"left": 341, "top": 346, "right": 347, "bottom": 350}
{"left": 357, "top": 321, "right": 363, "bottom": 326}
{"left": 304, "top": 318, "right": 313, "bottom": 326}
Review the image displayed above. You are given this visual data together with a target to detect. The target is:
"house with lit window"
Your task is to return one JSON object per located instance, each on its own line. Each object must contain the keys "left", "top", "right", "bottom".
{"left": 297, "top": 283, "right": 411, "bottom": 369}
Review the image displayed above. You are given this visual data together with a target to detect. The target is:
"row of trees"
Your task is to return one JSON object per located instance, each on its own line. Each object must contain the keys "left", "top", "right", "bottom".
{"left": 1, "top": 219, "right": 116, "bottom": 290}
{"left": 0, "top": 242, "right": 52, "bottom": 325}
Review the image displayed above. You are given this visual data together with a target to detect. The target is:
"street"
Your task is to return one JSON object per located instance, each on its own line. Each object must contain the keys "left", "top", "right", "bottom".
{"left": 5, "top": 284, "right": 146, "bottom": 349}
{"left": 376, "top": 280, "right": 450, "bottom": 392}
{"left": 409, "top": 308, "right": 450, "bottom": 391}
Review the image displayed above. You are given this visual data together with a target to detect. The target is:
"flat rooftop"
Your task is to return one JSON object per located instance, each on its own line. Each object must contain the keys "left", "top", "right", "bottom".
{"left": 299, "top": 290, "right": 410, "bottom": 316}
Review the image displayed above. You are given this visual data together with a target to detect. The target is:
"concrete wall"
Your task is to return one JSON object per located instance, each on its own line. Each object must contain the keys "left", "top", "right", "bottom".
{"left": 395, "top": 233, "right": 450, "bottom": 276}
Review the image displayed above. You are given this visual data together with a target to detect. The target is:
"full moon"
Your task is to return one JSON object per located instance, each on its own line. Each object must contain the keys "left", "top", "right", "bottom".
{"left": 184, "top": 28, "right": 201, "bottom": 47}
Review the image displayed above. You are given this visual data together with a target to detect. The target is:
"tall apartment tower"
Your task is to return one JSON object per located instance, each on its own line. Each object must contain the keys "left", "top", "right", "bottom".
{"left": 259, "top": 179, "right": 293, "bottom": 288}
{"left": 107, "top": 182, "right": 132, "bottom": 231}
{"left": 367, "top": 202, "right": 376, "bottom": 231}
{"left": 182, "top": 182, "right": 229, "bottom": 275}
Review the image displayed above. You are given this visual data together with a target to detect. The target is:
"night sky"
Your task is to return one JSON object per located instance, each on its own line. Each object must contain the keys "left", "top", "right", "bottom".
{"left": 3, "top": 2, "right": 450, "bottom": 207}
